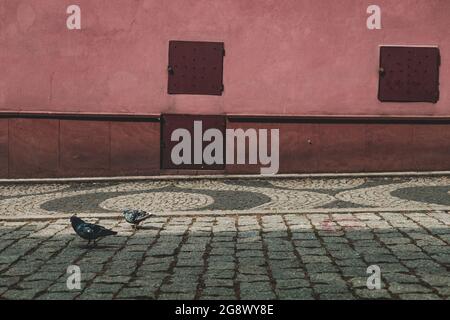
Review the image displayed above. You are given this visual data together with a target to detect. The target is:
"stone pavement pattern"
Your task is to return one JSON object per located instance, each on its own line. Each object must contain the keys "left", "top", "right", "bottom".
{"left": 0, "top": 211, "right": 449, "bottom": 300}
{"left": 1, "top": 176, "right": 450, "bottom": 217}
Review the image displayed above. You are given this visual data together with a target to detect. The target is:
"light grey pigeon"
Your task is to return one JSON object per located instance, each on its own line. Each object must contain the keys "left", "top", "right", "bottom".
{"left": 123, "top": 209, "right": 152, "bottom": 229}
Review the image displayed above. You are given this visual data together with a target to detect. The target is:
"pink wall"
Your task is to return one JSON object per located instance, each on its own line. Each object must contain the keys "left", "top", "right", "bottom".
{"left": 1, "top": 0, "right": 450, "bottom": 116}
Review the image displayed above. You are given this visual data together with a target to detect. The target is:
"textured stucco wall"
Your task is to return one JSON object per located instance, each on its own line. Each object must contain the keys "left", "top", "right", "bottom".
{"left": 1, "top": 0, "right": 450, "bottom": 116}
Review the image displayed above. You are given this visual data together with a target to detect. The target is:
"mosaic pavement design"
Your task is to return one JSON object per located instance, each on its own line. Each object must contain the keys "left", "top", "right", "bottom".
{"left": 0, "top": 176, "right": 450, "bottom": 217}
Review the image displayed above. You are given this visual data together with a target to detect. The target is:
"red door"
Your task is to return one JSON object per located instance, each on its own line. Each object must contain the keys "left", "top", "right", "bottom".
{"left": 161, "top": 114, "right": 226, "bottom": 170}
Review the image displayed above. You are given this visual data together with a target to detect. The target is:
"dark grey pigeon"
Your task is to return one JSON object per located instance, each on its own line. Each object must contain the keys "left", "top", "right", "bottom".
{"left": 123, "top": 209, "right": 152, "bottom": 229}
{"left": 70, "top": 216, "right": 117, "bottom": 246}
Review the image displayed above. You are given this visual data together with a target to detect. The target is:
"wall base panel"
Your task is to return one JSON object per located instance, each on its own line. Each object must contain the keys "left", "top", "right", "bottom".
{"left": 9, "top": 118, "right": 59, "bottom": 178}
{"left": 110, "top": 121, "right": 160, "bottom": 172}
{"left": 0, "top": 117, "right": 160, "bottom": 178}
{"left": 0, "top": 116, "right": 449, "bottom": 178}
{"left": 226, "top": 120, "right": 450, "bottom": 175}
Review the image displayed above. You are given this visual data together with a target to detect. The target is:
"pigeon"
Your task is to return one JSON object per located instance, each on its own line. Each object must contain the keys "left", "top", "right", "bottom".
{"left": 70, "top": 216, "right": 117, "bottom": 246}
{"left": 123, "top": 209, "right": 152, "bottom": 229}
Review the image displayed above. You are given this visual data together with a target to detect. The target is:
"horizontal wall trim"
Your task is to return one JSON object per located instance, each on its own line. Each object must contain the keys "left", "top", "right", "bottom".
{"left": 226, "top": 114, "right": 450, "bottom": 124}
{"left": 0, "top": 111, "right": 160, "bottom": 122}
{"left": 2, "top": 111, "right": 450, "bottom": 124}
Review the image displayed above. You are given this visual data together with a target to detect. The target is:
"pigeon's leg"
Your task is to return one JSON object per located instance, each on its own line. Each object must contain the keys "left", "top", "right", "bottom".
{"left": 87, "top": 239, "right": 91, "bottom": 247}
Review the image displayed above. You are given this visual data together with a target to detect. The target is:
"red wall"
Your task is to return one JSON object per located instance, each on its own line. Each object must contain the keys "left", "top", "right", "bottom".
{"left": 1, "top": 0, "right": 450, "bottom": 116}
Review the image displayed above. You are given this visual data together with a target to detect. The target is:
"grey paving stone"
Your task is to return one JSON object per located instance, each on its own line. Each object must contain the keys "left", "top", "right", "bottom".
{"left": 203, "top": 279, "right": 234, "bottom": 287}
{"left": 237, "top": 274, "right": 271, "bottom": 283}
{"left": 348, "top": 277, "right": 369, "bottom": 289}
{"left": 418, "top": 274, "right": 450, "bottom": 287}
{"left": 267, "top": 251, "right": 296, "bottom": 260}
{"left": 294, "top": 240, "right": 322, "bottom": 248}
{"left": 319, "top": 293, "right": 354, "bottom": 300}
{"left": 199, "top": 294, "right": 237, "bottom": 300}
{"left": 126, "top": 278, "right": 163, "bottom": 288}
{"left": 240, "top": 281, "right": 273, "bottom": 294}
{"left": 269, "top": 259, "right": 300, "bottom": 269}
{"left": 1, "top": 288, "right": 41, "bottom": 300}
{"left": 398, "top": 293, "right": 441, "bottom": 300}
{"left": 296, "top": 247, "right": 327, "bottom": 255}
{"left": 301, "top": 255, "right": 332, "bottom": 263}
{"left": 388, "top": 283, "right": 433, "bottom": 294}
{"left": 435, "top": 287, "right": 450, "bottom": 296}
{"left": 291, "top": 232, "right": 317, "bottom": 240}
{"left": 394, "top": 252, "right": 430, "bottom": 260}
{"left": 430, "top": 254, "right": 450, "bottom": 264}
{"left": 328, "top": 250, "right": 361, "bottom": 259}
{"left": 313, "top": 284, "right": 349, "bottom": 294}
{"left": 334, "top": 258, "right": 366, "bottom": 266}
{"left": 240, "top": 291, "right": 276, "bottom": 300}
{"left": 36, "top": 291, "right": 80, "bottom": 300}
{"left": 363, "top": 254, "right": 400, "bottom": 263}
{"left": 238, "top": 265, "right": 267, "bottom": 275}
{"left": 375, "top": 263, "right": 409, "bottom": 273}
{"left": 175, "top": 258, "right": 204, "bottom": 267}
{"left": 0, "top": 276, "right": 21, "bottom": 287}
{"left": 355, "top": 289, "right": 392, "bottom": 299}
{"left": 305, "top": 263, "right": 339, "bottom": 273}
{"left": 203, "top": 267, "right": 235, "bottom": 279}
{"left": 270, "top": 268, "right": 306, "bottom": 280}
{"left": 115, "top": 287, "right": 156, "bottom": 299}
{"left": 277, "top": 288, "right": 314, "bottom": 300}
{"left": 309, "top": 273, "right": 346, "bottom": 284}
{"left": 77, "top": 292, "right": 115, "bottom": 300}
{"left": 402, "top": 259, "right": 445, "bottom": 271}
{"left": 138, "top": 262, "right": 171, "bottom": 272}
{"left": 159, "top": 292, "right": 196, "bottom": 300}
{"left": 382, "top": 273, "right": 421, "bottom": 284}
{"left": 160, "top": 283, "right": 199, "bottom": 293}
{"left": 19, "top": 280, "right": 53, "bottom": 291}
{"left": 202, "top": 287, "right": 235, "bottom": 296}
{"left": 276, "top": 279, "right": 310, "bottom": 289}
{"left": 84, "top": 283, "right": 123, "bottom": 293}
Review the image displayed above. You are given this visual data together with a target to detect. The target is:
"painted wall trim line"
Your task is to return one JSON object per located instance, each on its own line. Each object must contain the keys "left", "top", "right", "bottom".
{"left": 2, "top": 112, "right": 450, "bottom": 123}
{"left": 226, "top": 114, "right": 450, "bottom": 124}
{"left": 0, "top": 111, "right": 160, "bottom": 122}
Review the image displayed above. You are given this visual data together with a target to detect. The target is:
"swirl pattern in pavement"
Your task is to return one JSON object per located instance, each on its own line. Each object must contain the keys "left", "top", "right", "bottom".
{"left": 0, "top": 176, "right": 449, "bottom": 216}
{"left": 100, "top": 192, "right": 214, "bottom": 212}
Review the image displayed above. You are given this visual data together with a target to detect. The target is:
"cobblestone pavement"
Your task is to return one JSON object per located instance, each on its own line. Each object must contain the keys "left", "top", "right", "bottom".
{"left": 0, "top": 177, "right": 449, "bottom": 300}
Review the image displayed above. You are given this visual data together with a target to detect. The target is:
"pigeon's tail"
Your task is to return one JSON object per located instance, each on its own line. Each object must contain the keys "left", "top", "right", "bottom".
{"left": 100, "top": 229, "right": 117, "bottom": 237}
{"left": 139, "top": 213, "right": 152, "bottom": 223}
